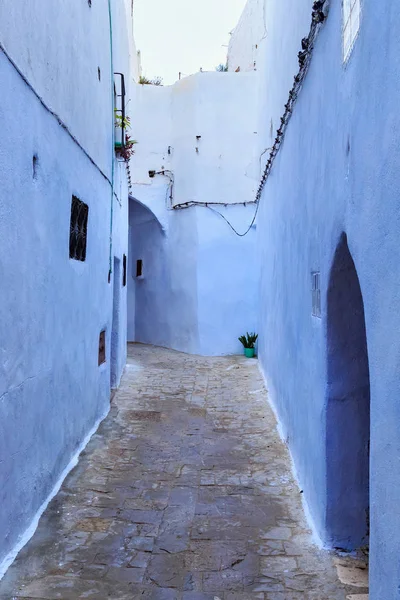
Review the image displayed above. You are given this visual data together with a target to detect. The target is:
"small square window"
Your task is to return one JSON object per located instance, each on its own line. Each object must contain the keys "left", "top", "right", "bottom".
{"left": 69, "top": 196, "right": 89, "bottom": 261}
{"left": 312, "top": 272, "right": 321, "bottom": 318}
{"left": 98, "top": 330, "right": 106, "bottom": 365}
{"left": 343, "top": 0, "right": 361, "bottom": 62}
{"left": 136, "top": 259, "right": 143, "bottom": 278}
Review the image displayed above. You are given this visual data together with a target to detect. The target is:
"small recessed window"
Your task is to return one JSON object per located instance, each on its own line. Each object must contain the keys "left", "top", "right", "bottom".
{"left": 123, "top": 254, "right": 127, "bottom": 286}
{"left": 98, "top": 330, "right": 106, "bottom": 365}
{"left": 312, "top": 272, "right": 321, "bottom": 318}
{"left": 69, "top": 196, "right": 89, "bottom": 262}
{"left": 98, "top": 67, "right": 101, "bottom": 81}
{"left": 136, "top": 259, "right": 143, "bottom": 278}
{"left": 343, "top": 0, "right": 361, "bottom": 62}
{"left": 32, "top": 154, "right": 38, "bottom": 180}
{"left": 88, "top": 0, "right": 92, "bottom": 6}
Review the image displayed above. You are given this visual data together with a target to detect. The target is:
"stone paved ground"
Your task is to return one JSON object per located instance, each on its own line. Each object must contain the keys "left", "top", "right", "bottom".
{"left": 0, "top": 344, "right": 369, "bottom": 599}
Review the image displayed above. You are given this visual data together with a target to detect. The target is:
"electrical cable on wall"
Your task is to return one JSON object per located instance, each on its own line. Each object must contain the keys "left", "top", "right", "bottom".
{"left": 171, "top": 0, "right": 328, "bottom": 237}
{"left": 0, "top": 41, "right": 117, "bottom": 193}
{"left": 252, "top": 0, "right": 328, "bottom": 206}
{"left": 208, "top": 203, "right": 260, "bottom": 237}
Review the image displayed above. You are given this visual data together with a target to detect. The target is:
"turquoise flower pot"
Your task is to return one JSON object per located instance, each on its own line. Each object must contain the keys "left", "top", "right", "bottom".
{"left": 244, "top": 348, "right": 255, "bottom": 358}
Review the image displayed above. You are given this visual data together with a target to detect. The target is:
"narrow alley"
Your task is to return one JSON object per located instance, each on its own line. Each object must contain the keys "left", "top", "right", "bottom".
{"left": 0, "top": 345, "right": 368, "bottom": 600}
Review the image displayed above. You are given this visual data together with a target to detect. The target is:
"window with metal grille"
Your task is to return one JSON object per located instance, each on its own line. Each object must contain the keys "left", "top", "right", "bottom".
{"left": 312, "top": 272, "right": 321, "bottom": 318}
{"left": 343, "top": 0, "right": 361, "bottom": 61}
{"left": 98, "top": 330, "right": 106, "bottom": 365}
{"left": 69, "top": 196, "right": 89, "bottom": 261}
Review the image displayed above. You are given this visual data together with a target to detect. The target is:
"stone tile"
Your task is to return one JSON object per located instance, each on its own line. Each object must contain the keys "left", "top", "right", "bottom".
{"left": 265, "top": 593, "right": 305, "bottom": 600}
{"left": 203, "top": 569, "right": 243, "bottom": 592}
{"left": 335, "top": 559, "right": 369, "bottom": 588}
{"left": 127, "top": 535, "right": 155, "bottom": 552}
{"left": 146, "top": 554, "right": 186, "bottom": 588}
{"left": 106, "top": 566, "right": 145, "bottom": 583}
{"left": 129, "top": 550, "right": 152, "bottom": 568}
{"left": 0, "top": 345, "right": 368, "bottom": 600}
{"left": 182, "top": 593, "right": 217, "bottom": 600}
{"left": 226, "top": 594, "right": 264, "bottom": 600}
{"left": 75, "top": 518, "right": 113, "bottom": 532}
{"left": 260, "top": 556, "right": 298, "bottom": 574}
{"left": 143, "top": 590, "right": 180, "bottom": 600}
{"left": 261, "top": 526, "right": 292, "bottom": 540}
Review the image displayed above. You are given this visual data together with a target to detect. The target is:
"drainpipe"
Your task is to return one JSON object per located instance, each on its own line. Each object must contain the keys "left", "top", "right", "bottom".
{"left": 107, "top": 0, "right": 115, "bottom": 282}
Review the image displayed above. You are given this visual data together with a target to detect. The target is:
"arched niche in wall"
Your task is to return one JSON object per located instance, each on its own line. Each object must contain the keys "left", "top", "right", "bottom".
{"left": 325, "top": 232, "right": 370, "bottom": 550}
{"left": 128, "top": 196, "right": 169, "bottom": 347}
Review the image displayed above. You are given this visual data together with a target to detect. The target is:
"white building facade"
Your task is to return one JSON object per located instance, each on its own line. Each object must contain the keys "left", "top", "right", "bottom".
{"left": 128, "top": 72, "right": 260, "bottom": 356}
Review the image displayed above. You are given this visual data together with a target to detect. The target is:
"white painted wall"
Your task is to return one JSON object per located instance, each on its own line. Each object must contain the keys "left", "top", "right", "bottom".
{"left": 128, "top": 72, "right": 259, "bottom": 355}
{"left": 171, "top": 73, "right": 259, "bottom": 206}
{"left": 131, "top": 84, "right": 173, "bottom": 184}
{"left": 227, "top": 0, "right": 266, "bottom": 73}
{"left": 131, "top": 72, "right": 259, "bottom": 206}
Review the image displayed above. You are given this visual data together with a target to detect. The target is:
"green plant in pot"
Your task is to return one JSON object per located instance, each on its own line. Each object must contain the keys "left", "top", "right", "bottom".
{"left": 238, "top": 332, "right": 258, "bottom": 358}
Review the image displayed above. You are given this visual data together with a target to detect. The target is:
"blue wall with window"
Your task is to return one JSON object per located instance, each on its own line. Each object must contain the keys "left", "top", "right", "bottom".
{"left": 257, "top": 0, "right": 400, "bottom": 597}
{"left": 0, "top": 0, "right": 130, "bottom": 575}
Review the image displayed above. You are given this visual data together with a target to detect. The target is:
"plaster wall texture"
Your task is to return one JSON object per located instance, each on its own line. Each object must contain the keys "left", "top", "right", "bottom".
{"left": 227, "top": 0, "right": 266, "bottom": 73}
{"left": 128, "top": 74, "right": 259, "bottom": 356}
{"left": 243, "top": 0, "right": 400, "bottom": 596}
{"left": 0, "top": 0, "right": 132, "bottom": 573}
{"left": 128, "top": 197, "right": 258, "bottom": 356}
{"left": 171, "top": 73, "right": 259, "bottom": 207}
{"left": 131, "top": 73, "right": 259, "bottom": 206}
{"left": 130, "top": 84, "right": 173, "bottom": 184}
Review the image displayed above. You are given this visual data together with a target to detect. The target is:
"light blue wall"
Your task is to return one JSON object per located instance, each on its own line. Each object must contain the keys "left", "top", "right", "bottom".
{"left": 128, "top": 194, "right": 258, "bottom": 356}
{"left": 0, "top": 0, "right": 130, "bottom": 571}
{"left": 196, "top": 206, "right": 258, "bottom": 356}
{"left": 257, "top": 0, "right": 400, "bottom": 597}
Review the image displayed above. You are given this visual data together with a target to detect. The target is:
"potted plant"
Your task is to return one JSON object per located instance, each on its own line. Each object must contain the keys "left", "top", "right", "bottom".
{"left": 238, "top": 332, "right": 258, "bottom": 358}
{"left": 114, "top": 112, "right": 138, "bottom": 161}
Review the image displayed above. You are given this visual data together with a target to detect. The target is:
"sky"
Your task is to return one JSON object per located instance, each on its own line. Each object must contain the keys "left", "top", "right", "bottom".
{"left": 134, "top": 0, "right": 247, "bottom": 85}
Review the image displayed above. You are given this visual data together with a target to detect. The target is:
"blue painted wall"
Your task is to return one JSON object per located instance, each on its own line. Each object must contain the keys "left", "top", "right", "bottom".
{"left": 128, "top": 195, "right": 258, "bottom": 356}
{"left": 0, "top": 0, "right": 130, "bottom": 572}
{"left": 257, "top": 0, "right": 400, "bottom": 596}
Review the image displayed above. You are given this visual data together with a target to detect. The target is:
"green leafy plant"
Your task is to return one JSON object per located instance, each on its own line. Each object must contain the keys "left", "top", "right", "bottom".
{"left": 238, "top": 332, "right": 258, "bottom": 349}
{"left": 114, "top": 111, "right": 137, "bottom": 161}
{"left": 138, "top": 75, "right": 163, "bottom": 86}
{"left": 115, "top": 111, "right": 131, "bottom": 130}
{"left": 216, "top": 63, "right": 228, "bottom": 72}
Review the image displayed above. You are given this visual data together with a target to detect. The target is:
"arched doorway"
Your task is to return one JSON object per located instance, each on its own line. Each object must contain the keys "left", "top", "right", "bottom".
{"left": 325, "top": 232, "right": 370, "bottom": 550}
{"left": 127, "top": 197, "right": 169, "bottom": 347}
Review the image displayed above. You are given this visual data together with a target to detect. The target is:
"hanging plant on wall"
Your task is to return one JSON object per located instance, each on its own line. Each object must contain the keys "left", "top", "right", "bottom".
{"left": 114, "top": 112, "right": 138, "bottom": 161}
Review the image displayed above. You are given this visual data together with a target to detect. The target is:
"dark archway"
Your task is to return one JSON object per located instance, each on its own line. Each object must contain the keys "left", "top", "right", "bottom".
{"left": 127, "top": 197, "right": 169, "bottom": 347}
{"left": 326, "top": 232, "right": 370, "bottom": 550}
